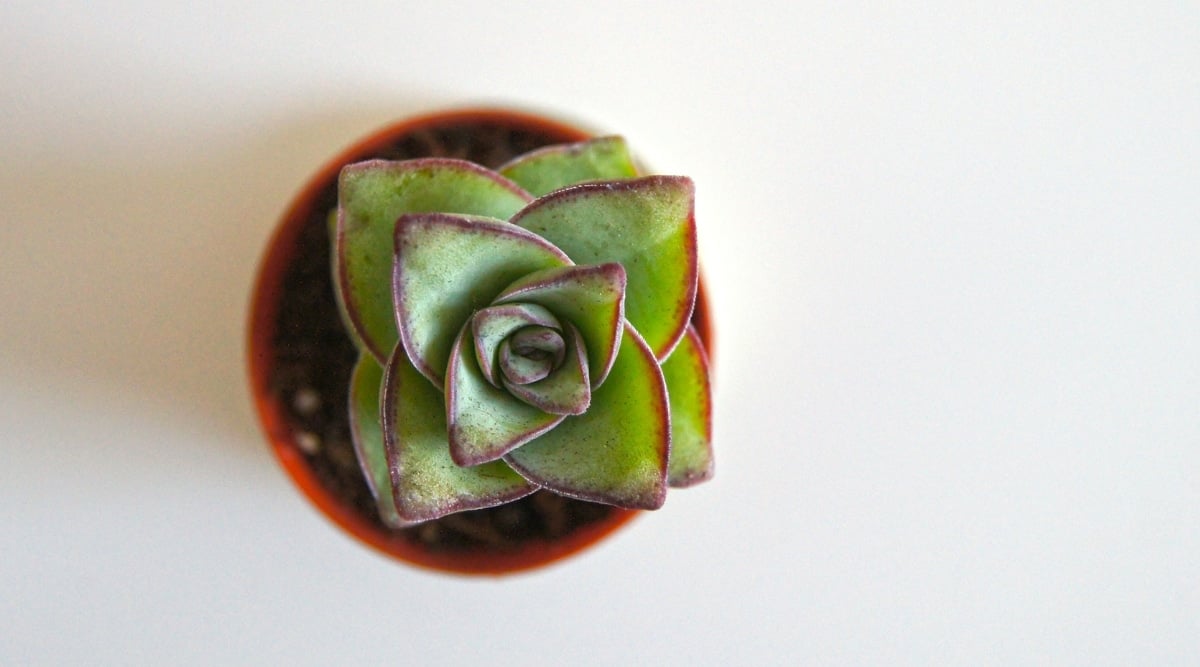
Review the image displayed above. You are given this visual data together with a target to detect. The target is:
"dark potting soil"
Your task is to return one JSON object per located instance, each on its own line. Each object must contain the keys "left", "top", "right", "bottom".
{"left": 268, "top": 121, "right": 615, "bottom": 552}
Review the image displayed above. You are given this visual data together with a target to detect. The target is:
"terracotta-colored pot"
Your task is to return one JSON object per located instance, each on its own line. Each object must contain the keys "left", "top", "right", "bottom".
{"left": 247, "top": 108, "right": 712, "bottom": 575}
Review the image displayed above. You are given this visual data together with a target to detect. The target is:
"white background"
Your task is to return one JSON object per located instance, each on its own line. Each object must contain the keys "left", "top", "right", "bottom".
{"left": 2, "top": 2, "right": 1197, "bottom": 664}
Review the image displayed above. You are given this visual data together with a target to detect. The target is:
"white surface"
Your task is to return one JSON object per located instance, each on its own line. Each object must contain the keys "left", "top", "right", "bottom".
{"left": 2, "top": 1, "right": 1197, "bottom": 664}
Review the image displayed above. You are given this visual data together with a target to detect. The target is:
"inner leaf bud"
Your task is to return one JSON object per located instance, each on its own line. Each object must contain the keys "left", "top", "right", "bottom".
{"left": 498, "top": 326, "right": 566, "bottom": 385}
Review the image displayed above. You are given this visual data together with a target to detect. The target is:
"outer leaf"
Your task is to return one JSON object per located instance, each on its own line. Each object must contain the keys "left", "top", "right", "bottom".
{"left": 510, "top": 176, "right": 696, "bottom": 361}
{"left": 505, "top": 323, "right": 669, "bottom": 509}
{"left": 337, "top": 159, "right": 532, "bottom": 363}
{"left": 348, "top": 353, "right": 409, "bottom": 528}
{"left": 502, "top": 323, "right": 591, "bottom": 416}
{"left": 662, "top": 326, "right": 713, "bottom": 487}
{"left": 494, "top": 263, "right": 626, "bottom": 387}
{"left": 471, "top": 303, "right": 561, "bottom": 387}
{"left": 446, "top": 326, "right": 564, "bottom": 467}
{"left": 499, "top": 136, "right": 638, "bottom": 197}
{"left": 394, "top": 213, "right": 571, "bottom": 388}
{"left": 382, "top": 344, "right": 536, "bottom": 523}
{"left": 330, "top": 209, "right": 367, "bottom": 352}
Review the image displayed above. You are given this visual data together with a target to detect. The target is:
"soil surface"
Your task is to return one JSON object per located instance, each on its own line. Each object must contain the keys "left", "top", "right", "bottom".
{"left": 268, "top": 120, "right": 614, "bottom": 552}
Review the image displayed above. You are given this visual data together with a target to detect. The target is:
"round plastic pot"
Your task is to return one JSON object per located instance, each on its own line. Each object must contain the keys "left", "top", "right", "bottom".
{"left": 247, "top": 108, "right": 712, "bottom": 575}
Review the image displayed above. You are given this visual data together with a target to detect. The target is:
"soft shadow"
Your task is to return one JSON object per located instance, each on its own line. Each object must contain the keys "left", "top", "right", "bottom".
{"left": 0, "top": 92, "right": 451, "bottom": 465}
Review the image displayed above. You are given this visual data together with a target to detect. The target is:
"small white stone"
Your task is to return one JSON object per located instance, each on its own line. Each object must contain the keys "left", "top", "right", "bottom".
{"left": 292, "top": 388, "right": 321, "bottom": 416}
{"left": 295, "top": 431, "right": 321, "bottom": 455}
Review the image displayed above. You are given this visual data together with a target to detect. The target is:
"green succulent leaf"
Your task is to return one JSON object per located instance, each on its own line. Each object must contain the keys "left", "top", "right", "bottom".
{"left": 337, "top": 159, "right": 533, "bottom": 363}
{"left": 662, "top": 325, "right": 714, "bottom": 487}
{"left": 499, "top": 136, "right": 638, "bottom": 197}
{"left": 504, "top": 323, "right": 669, "bottom": 509}
{"left": 394, "top": 212, "right": 572, "bottom": 388}
{"left": 382, "top": 344, "right": 537, "bottom": 523}
{"left": 446, "top": 325, "right": 566, "bottom": 467}
{"left": 470, "top": 303, "right": 561, "bottom": 387}
{"left": 493, "top": 263, "right": 626, "bottom": 387}
{"left": 502, "top": 323, "right": 591, "bottom": 416}
{"left": 510, "top": 176, "right": 697, "bottom": 361}
{"left": 348, "top": 353, "right": 409, "bottom": 528}
{"left": 329, "top": 209, "right": 367, "bottom": 352}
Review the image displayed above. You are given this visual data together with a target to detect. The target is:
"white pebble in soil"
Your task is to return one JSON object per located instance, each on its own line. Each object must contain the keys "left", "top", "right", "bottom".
{"left": 294, "top": 431, "right": 321, "bottom": 455}
{"left": 292, "top": 388, "right": 321, "bottom": 416}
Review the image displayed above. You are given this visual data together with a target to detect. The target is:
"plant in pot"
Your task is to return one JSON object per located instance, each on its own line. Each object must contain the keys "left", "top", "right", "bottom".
{"left": 248, "top": 108, "right": 713, "bottom": 575}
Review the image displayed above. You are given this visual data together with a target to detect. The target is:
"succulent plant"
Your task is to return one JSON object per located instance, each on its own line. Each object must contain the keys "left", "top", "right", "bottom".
{"left": 333, "top": 135, "right": 713, "bottom": 526}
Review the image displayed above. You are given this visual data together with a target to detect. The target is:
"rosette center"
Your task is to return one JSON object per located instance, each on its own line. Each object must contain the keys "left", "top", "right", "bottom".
{"left": 498, "top": 325, "right": 566, "bottom": 385}
{"left": 465, "top": 301, "right": 594, "bottom": 418}
{"left": 470, "top": 302, "right": 562, "bottom": 388}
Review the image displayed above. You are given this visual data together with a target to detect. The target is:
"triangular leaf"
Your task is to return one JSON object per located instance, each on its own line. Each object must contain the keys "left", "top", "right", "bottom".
{"left": 510, "top": 176, "right": 696, "bottom": 361}
{"left": 337, "top": 159, "right": 532, "bottom": 363}
{"left": 504, "top": 323, "right": 669, "bottom": 509}
{"left": 393, "top": 212, "right": 571, "bottom": 388}
{"left": 499, "top": 136, "right": 638, "bottom": 197}
{"left": 662, "top": 326, "right": 713, "bottom": 487}
{"left": 382, "top": 345, "right": 537, "bottom": 523}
